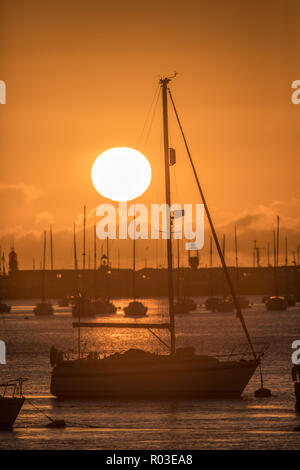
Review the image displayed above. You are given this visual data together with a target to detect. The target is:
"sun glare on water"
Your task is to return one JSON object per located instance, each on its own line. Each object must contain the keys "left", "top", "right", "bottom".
{"left": 91, "top": 147, "right": 152, "bottom": 202}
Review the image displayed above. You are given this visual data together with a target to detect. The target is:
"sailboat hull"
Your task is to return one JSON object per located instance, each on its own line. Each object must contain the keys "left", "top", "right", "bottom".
{"left": 50, "top": 357, "right": 258, "bottom": 399}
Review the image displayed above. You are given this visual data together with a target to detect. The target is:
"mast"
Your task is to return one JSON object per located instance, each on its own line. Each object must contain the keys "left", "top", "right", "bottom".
{"left": 276, "top": 215, "right": 279, "bottom": 267}
{"left": 94, "top": 223, "right": 97, "bottom": 299}
{"left": 160, "top": 76, "right": 176, "bottom": 355}
{"left": 50, "top": 225, "right": 54, "bottom": 270}
{"left": 79, "top": 206, "right": 86, "bottom": 359}
{"left": 273, "top": 230, "right": 278, "bottom": 295}
{"left": 42, "top": 230, "right": 46, "bottom": 301}
{"left": 209, "top": 236, "right": 213, "bottom": 268}
{"left": 234, "top": 225, "right": 240, "bottom": 296}
{"left": 132, "top": 204, "right": 136, "bottom": 300}
{"left": 82, "top": 206, "right": 86, "bottom": 273}
{"left": 176, "top": 238, "right": 180, "bottom": 303}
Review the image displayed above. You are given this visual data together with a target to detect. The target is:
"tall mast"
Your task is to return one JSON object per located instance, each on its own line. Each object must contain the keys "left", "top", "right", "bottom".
{"left": 94, "top": 223, "right": 97, "bottom": 299}
{"left": 82, "top": 205, "right": 86, "bottom": 272}
{"left": 132, "top": 204, "right": 136, "bottom": 300}
{"left": 234, "top": 225, "right": 239, "bottom": 295}
{"left": 50, "top": 224, "right": 54, "bottom": 270}
{"left": 73, "top": 223, "right": 78, "bottom": 271}
{"left": 42, "top": 230, "right": 46, "bottom": 301}
{"left": 176, "top": 238, "right": 180, "bottom": 303}
{"left": 276, "top": 215, "right": 279, "bottom": 267}
{"left": 160, "top": 77, "right": 175, "bottom": 355}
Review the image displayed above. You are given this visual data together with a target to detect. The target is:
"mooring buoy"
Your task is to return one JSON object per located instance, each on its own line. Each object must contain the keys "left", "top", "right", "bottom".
{"left": 46, "top": 419, "right": 66, "bottom": 429}
{"left": 254, "top": 387, "right": 272, "bottom": 398}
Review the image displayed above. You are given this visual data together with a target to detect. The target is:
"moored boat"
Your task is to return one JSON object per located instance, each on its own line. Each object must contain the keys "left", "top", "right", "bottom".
{"left": 0, "top": 378, "right": 26, "bottom": 429}
{"left": 265, "top": 296, "right": 287, "bottom": 311}
{"left": 0, "top": 302, "right": 11, "bottom": 313}
{"left": 124, "top": 300, "right": 147, "bottom": 317}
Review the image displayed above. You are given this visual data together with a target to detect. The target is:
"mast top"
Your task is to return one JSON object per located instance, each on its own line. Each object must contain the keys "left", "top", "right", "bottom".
{"left": 159, "top": 72, "right": 178, "bottom": 86}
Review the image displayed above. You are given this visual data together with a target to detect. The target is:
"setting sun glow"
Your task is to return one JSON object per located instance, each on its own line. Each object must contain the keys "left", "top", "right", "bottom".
{"left": 91, "top": 147, "right": 152, "bottom": 202}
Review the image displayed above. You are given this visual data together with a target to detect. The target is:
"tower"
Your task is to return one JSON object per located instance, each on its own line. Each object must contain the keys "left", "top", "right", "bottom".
{"left": 9, "top": 244, "right": 18, "bottom": 274}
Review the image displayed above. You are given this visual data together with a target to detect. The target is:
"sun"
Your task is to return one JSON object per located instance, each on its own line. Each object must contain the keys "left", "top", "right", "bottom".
{"left": 91, "top": 147, "right": 152, "bottom": 202}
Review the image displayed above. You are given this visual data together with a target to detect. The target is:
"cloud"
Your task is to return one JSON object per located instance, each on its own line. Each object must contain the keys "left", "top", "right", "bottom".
{"left": 34, "top": 211, "right": 54, "bottom": 228}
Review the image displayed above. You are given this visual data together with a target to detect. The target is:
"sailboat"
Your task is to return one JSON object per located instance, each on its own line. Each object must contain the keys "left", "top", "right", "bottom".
{"left": 34, "top": 231, "right": 54, "bottom": 316}
{"left": 92, "top": 236, "right": 117, "bottom": 315}
{"left": 0, "top": 378, "right": 26, "bottom": 429}
{"left": 266, "top": 217, "right": 287, "bottom": 311}
{"left": 72, "top": 208, "right": 95, "bottom": 318}
{"left": 229, "top": 225, "right": 251, "bottom": 309}
{"left": 174, "top": 239, "right": 196, "bottom": 314}
{"left": 124, "top": 206, "right": 148, "bottom": 317}
{"left": 50, "top": 76, "right": 260, "bottom": 399}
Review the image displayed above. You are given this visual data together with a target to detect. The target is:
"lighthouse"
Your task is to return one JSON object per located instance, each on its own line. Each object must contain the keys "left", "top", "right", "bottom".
{"left": 9, "top": 245, "right": 18, "bottom": 274}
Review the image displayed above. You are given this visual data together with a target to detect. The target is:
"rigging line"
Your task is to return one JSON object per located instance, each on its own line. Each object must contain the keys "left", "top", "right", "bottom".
{"left": 168, "top": 87, "right": 257, "bottom": 360}
{"left": 142, "top": 86, "right": 161, "bottom": 152}
{"left": 137, "top": 83, "right": 160, "bottom": 149}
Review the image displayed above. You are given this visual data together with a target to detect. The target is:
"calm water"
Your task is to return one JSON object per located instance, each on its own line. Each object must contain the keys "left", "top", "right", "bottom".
{"left": 0, "top": 296, "right": 300, "bottom": 450}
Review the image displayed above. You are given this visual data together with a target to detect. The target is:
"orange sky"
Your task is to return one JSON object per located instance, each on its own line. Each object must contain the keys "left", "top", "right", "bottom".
{"left": 0, "top": 0, "right": 300, "bottom": 269}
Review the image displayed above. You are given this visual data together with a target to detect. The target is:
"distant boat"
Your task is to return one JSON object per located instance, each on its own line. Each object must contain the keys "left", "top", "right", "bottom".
{"left": 266, "top": 218, "right": 287, "bottom": 311}
{"left": 204, "top": 296, "right": 222, "bottom": 311}
{"left": 124, "top": 300, "right": 148, "bottom": 317}
{"left": 265, "top": 296, "right": 288, "bottom": 311}
{"left": 34, "top": 231, "right": 54, "bottom": 316}
{"left": 0, "top": 302, "right": 11, "bottom": 313}
{"left": 0, "top": 378, "right": 26, "bottom": 429}
{"left": 124, "top": 210, "right": 148, "bottom": 317}
{"left": 92, "top": 236, "right": 116, "bottom": 316}
{"left": 216, "top": 298, "right": 234, "bottom": 313}
{"left": 92, "top": 299, "right": 117, "bottom": 315}
{"left": 34, "top": 302, "right": 54, "bottom": 316}
{"left": 72, "top": 294, "right": 95, "bottom": 318}
{"left": 174, "top": 239, "right": 196, "bottom": 314}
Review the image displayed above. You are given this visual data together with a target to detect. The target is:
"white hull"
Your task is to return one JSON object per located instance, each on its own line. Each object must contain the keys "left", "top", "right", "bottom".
{"left": 51, "top": 357, "right": 258, "bottom": 399}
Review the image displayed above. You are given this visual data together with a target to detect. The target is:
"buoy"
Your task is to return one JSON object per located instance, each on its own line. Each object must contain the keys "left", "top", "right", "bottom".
{"left": 254, "top": 387, "right": 272, "bottom": 398}
{"left": 46, "top": 419, "right": 66, "bottom": 429}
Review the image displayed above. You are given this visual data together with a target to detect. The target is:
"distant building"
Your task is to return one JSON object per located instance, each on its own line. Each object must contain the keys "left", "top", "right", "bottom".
{"left": 9, "top": 248, "right": 18, "bottom": 274}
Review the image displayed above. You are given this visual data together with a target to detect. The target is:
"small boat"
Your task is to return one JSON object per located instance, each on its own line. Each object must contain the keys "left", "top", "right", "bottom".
{"left": 92, "top": 299, "right": 117, "bottom": 315}
{"left": 72, "top": 297, "right": 95, "bottom": 318}
{"left": 0, "top": 378, "right": 26, "bottom": 429}
{"left": 34, "top": 302, "right": 54, "bottom": 316}
{"left": 229, "top": 296, "right": 251, "bottom": 309}
{"left": 0, "top": 302, "right": 11, "bottom": 313}
{"left": 216, "top": 298, "right": 234, "bottom": 312}
{"left": 124, "top": 300, "right": 148, "bottom": 317}
{"left": 34, "top": 231, "right": 54, "bottom": 316}
{"left": 204, "top": 296, "right": 222, "bottom": 311}
{"left": 124, "top": 210, "right": 148, "bottom": 317}
{"left": 265, "top": 296, "right": 287, "bottom": 311}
